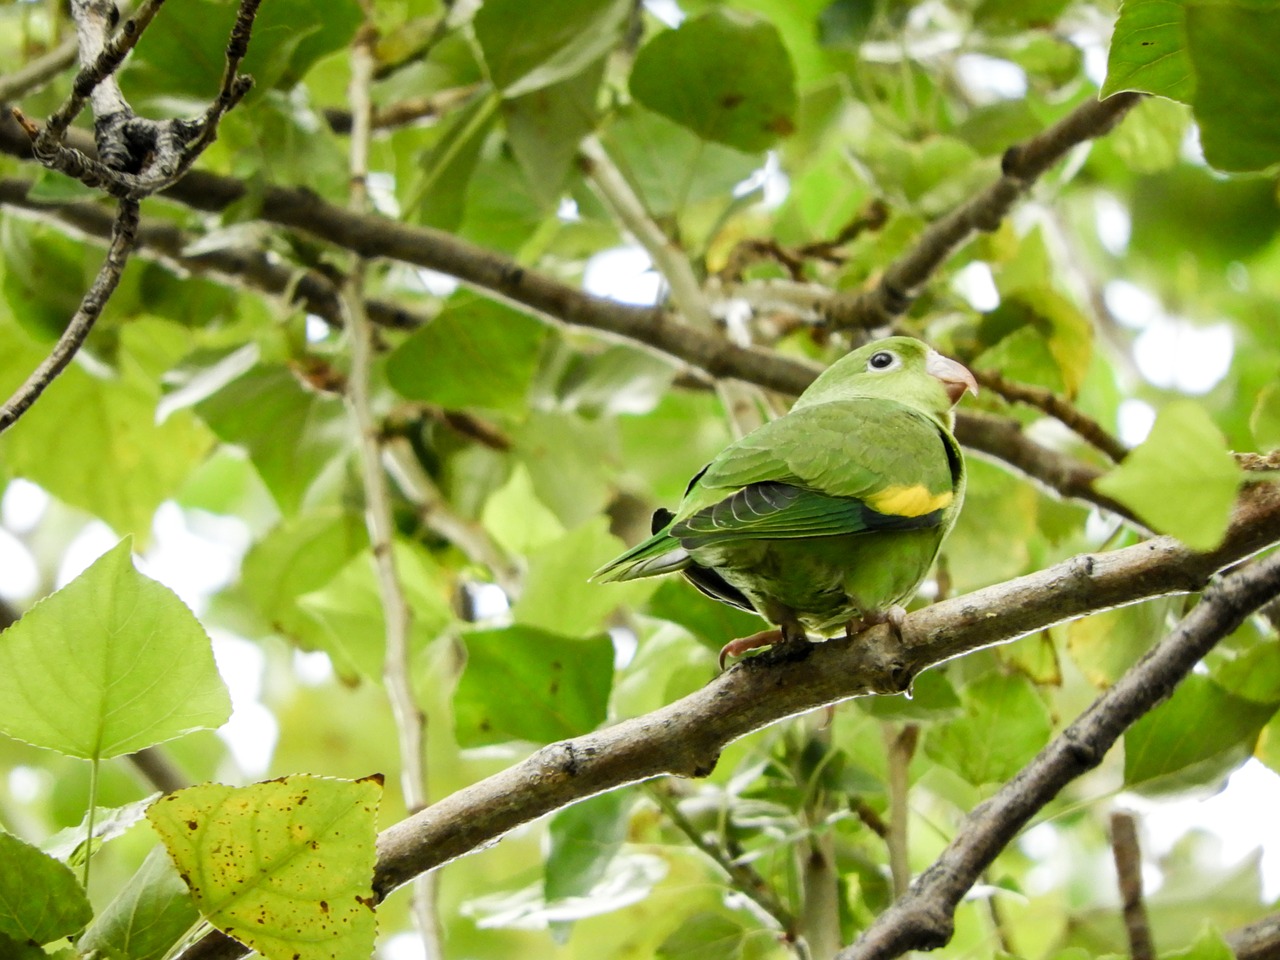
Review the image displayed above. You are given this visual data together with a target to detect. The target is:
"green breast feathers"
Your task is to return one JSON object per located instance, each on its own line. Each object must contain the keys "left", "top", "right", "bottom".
{"left": 592, "top": 337, "right": 977, "bottom": 665}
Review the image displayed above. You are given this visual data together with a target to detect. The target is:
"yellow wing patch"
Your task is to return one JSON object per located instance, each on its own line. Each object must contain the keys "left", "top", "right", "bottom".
{"left": 866, "top": 484, "right": 953, "bottom": 517}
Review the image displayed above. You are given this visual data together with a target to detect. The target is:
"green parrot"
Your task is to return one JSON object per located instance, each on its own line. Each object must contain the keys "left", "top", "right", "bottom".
{"left": 591, "top": 336, "right": 977, "bottom": 666}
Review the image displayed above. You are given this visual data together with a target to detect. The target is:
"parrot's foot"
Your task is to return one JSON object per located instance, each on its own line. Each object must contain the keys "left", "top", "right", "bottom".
{"left": 844, "top": 604, "right": 907, "bottom": 641}
{"left": 719, "top": 623, "right": 808, "bottom": 669}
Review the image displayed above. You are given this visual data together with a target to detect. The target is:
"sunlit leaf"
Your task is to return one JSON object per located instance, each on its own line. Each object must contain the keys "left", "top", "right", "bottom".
{"left": 147, "top": 775, "right": 381, "bottom": 960}
{"left": 196, "top": 364, "right": 349, "bottom": 516}
{"left": 0, "top": 539, "right": 229, "bottom": 760}
{"left": 1094, "top": 400, "right": 1240, "bottom": 551}
{"left": 1102, "top": 0, "right": 1194, "bottom": 101}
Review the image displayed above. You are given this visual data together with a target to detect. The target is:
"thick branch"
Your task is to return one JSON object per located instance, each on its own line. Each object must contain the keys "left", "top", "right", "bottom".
{"left": 1229, "top": 913, "right": 1280, "bottom": 960}
{"left": 0, "top": 199, "right": 139, "bottom": 434}
{"left": 824, "top": 92, "right": 1144, "bottom": 330}
{"left": 0, "top": 178, "right": 426, "bottom": 330}
{"left": 834, "top": 547, "right": 1280, "bottom": 960}
{"left": 174, "top": 479, "right": 1280, "bottom": 960}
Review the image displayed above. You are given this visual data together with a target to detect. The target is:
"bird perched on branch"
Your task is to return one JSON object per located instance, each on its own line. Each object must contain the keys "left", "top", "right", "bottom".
{"left": 592, "top": 336, "right": 978, "bottom": 667}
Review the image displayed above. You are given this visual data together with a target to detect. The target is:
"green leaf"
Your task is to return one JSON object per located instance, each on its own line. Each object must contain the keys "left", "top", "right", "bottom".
{"left": 386, "top": 297, "right": 548, "bottom": 413}
{"left": 657, "top": 912, "right": 749, "bottom": 960}
{"left": 1094, "top": 400, "right": 1240, "bottom": 551}
{"left": 1163, "top": 927, "right": 1235, "bottom": 960}
{"left": 0, "top": 218, "right": 91, "bottom": 343}
{"left": 196, "top": 364, "right": 349, "bottom": 515}
{"left": 0, "top": 539, "right": 230, "bottom": 760}
{"left": 0, "top": 831, "right": 93, "bottom": 947}
{"left": 504, "top": 59, "right": 604, "bottom": 205}
{"left": 78, "top": 845, "right": 200, "bottom": 960}
{"left": 1102, "top": 0, "right": 1195, "bottom": 101}
{"left": 147, "top": 775, "right": 381, "bottom": 960}
{"left": 645, "top": 578, "right": 763, "bottom": 655}
{"left": 630, "top": 11, "right": 797, "bottom": 153}
{"left": 1250, "top": 382, "right": 1280, "bottom": 450}
{"left": 545, "top": 790, "right": 633, "bottom": 940}
{"left": 474, "top": 0, "right": 630, "bottom": 97}
{"left": 129, "top": 0, "right": 361, "bottom": 98}
{"left": 454, "top": 626, "right": 614, "bottom": 747}
{"left": 1067, "top": 598, "right": 1174, "bottom": 688}
{"left": 42, "top": 794, "right": 159, "bottom": 866}
{"left": 602, "top": 106, "right": 762, "bottom": 218}
{"left": 481, "top": 465, "right": 566, "bottom": 555}
{"left": 860, "top": 669, "right": 963, "bottom": 722}
{"left": 1187, "top": 1, "right": 1280, "bottom": 171}
{"left": 513, "top": 517, "right": 651, "bottom": 636}
{"left": 239, "top": 510, "right": 370, "bottom": 648}
{"left": 408, "top": 92, "right": 500, "bottom": 232}
{"left": 0, "top": 932, "right": 45, "bottom": 960}
{"left": 297, "top": 539, "right": 454, "bottom": 683}
{"left": 2, "top": 363, "right": 212, "bottom": 538}
{"left": 923, "top": 672, "right": 1053, "bottom": 785}
{"left": 1124, "top": 674, "right": 1278, "bottom": 788}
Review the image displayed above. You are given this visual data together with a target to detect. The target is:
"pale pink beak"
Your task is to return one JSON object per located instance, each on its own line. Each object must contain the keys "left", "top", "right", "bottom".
{"left": 925, "top": 349, "right": 979, "bottom": 405}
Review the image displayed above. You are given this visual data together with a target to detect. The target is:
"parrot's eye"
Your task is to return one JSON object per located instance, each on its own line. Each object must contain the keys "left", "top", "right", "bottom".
{"left": 868, "top": 351, "right": 898, "bottom": 371}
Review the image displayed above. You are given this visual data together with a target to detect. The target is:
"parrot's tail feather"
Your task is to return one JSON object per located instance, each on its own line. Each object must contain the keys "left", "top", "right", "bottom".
{"left": 588, "top": 545, "right": 691, "bottom": 583}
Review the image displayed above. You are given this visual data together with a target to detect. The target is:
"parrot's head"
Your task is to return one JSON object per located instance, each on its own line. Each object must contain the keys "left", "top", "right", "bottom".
{"left": 792, "top": 336, "right": 978, "bottom": 422}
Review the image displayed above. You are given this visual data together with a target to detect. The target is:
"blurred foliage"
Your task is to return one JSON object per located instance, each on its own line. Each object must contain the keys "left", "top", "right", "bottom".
{"left": 1, "top": 0, "right": 1280, "bottom": 959}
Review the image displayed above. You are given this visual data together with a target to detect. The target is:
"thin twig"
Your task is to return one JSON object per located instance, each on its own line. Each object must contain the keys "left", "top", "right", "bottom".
{"left": 0, "top": 198, "right": 139, "bottom": 434}
{"left": 975, "top": 369, "right": 1129, "bottom": 464}
{"left": 126, "top": 746, "right": 190, "bottom": 795}
{"left": 883, "top": 724, "right": 919, "bottom": 900}
{"left": 1110, "top": 811, "right": 1156, "bottom": 960}
{"left": 0, "top": 35, "right": 78, "bottom": 102}
{"left": 382, "top": 437, "right": 522, "bottom": 597}
{"left": 834, "top": 549, "right": 1280, "bottom": 960}
{"left": 825, "top": 92, "right": 1144, "bottom": 330}
{"left": 323, "top": 84, "right": 483, "bottom": 134}
{"left": 342, "top": 15, "right": 442, "bottom": 960}
{"left": 648, "top": 784, "right": 804, "bottom": 952}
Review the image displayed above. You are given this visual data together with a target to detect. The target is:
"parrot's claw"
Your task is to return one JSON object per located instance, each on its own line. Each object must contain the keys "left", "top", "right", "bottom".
{"left": 719, "top": 622, "right": 809, "bottom": 668}
{"left": 719, "top": 628, "right": 784, "bottom": 669}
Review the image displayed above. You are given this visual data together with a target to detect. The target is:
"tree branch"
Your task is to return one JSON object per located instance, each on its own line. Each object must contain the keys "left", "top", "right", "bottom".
{"left": 0, "top": 35, "right": 78, "bottom": 103}
{"left": 0, "top": 108, "right": 1145, "bottom": 521}
{"left": 173, "top": 477, "right": 1280, "bottom": 960}
{"left": 975, "top": 368, "right": 1129, "bottom": 464}
{"left": 0, "top": 177, "right": 427, "bottom": 331}
{"left": 834, "top": 547, "right": 1280, "bottom": 960}
{"left": 342, "top": 14, "right": 443, "bottom": 959}
{"left": 824, "top": 92, "right": 1145, "bottom": 330}
{"left": 1228, "top": 913, "right": 1280, "bottom": 960}
{"left": 0, "top": 198, "right": 139, "bottom": 434}
{"left": 648, "top": 784, "right": 803, "bottom": 950}
{"left": 1110, "top": 811, "right": 1156, "bottom": 960}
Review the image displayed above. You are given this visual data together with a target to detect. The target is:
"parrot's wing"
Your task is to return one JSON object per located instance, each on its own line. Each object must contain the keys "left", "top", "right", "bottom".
{"left": 672, "top": 480, "right": 945, "bottom": 547}
{"left": 672, "top": 399, "right": 959, "bottom": 545}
